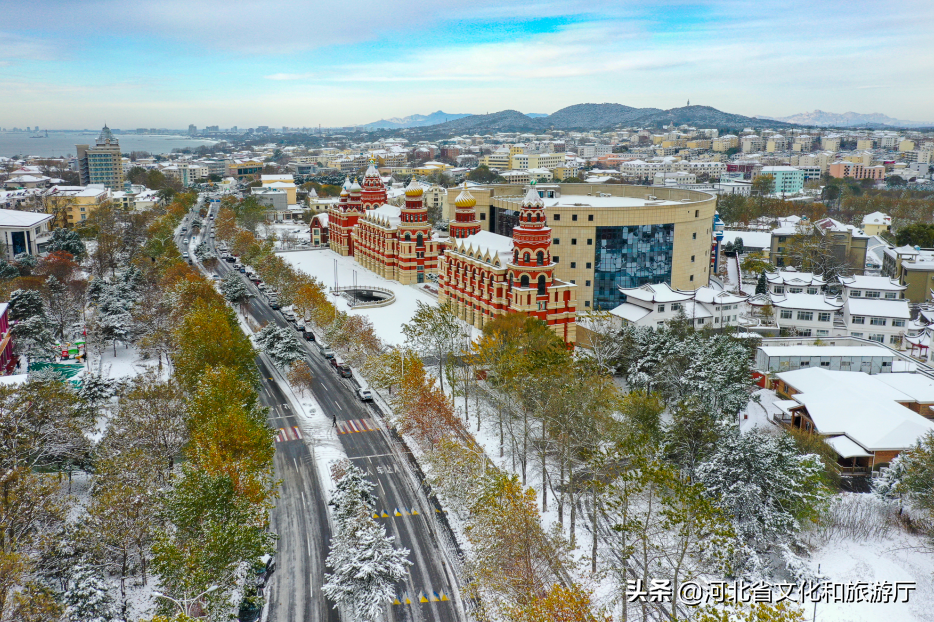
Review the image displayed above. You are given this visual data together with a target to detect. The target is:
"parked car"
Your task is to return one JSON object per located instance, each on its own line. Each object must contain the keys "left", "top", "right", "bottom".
{"left": 182, "top": 252, "right": 189, "bottom": 259}
{"left": 357, "top": 388, "right": 373, "bottom": 402}
{"left": 338, "top": 365, "right": 353, "bottom": 378}
{"left": 303, "top": 330, "right": 315, "bottom": 342}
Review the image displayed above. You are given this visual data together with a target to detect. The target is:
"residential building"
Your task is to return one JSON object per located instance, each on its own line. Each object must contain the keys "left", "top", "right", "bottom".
{"left": 443, "top": 182, "right": 717, "bottom": 310}
{"left": 437, "top": 186, "right": 577, "bottom": 344}
{"left": 821, "top": 136, "right": 841, "bottom": 151}
{"left": 225, "top": 159, "right": 264, "bottom": 180}
{"left": 861, "top": 212, "right": 891, "bottom": 237}
{"left": 760, "top": 166, "right": 805, "bottom": 195}
{"left": 75, "top": 125, "right": 124, "bottom": 190}
{"left": 42, "top": 185, "right": 109, "bottom": 227}
{"left": 828, "top": 161, "right": 886, "bottom": 181}
{"left": 768, "top": 292, "right": 843, "bottom": 337}
{"left": 770, "top": 218, "right": 869, "bottom": 270}
{"left": 610, "top": 283, "right": 746, "bottom": 329}
{"left": 0, "top": 208, "right": 55, "bottom": 259}
{"left": 261, "top": 175, "right": 297, "bottom": 204}
{"left": 309, "top": 213, "right": 328, "bottom": 246}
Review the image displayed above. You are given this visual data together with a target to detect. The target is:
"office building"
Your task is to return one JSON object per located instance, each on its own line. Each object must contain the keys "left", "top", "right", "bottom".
{"left": 75, "top": 125, "right": 124, "bottom": 190}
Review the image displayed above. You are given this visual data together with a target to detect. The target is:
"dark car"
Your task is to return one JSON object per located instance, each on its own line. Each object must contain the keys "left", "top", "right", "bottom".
{"left": 338, "top": 365, "right": 352, "bottom": 378}
{"left": 303, "top": 330, "right": 315, "bottom": 342}
{"left": 269, "top": 301, "right": 280, "bottom": 310}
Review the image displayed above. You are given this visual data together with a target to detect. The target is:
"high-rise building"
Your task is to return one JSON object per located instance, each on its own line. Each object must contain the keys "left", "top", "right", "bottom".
{"left": 188, "top": 124, "right": 197, "bottom": 136}
{"left": 75, "top": 124, "right": 124, "bottom": 190}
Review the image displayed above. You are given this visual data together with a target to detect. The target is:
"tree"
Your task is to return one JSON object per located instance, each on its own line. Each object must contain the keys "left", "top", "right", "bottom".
{"left": 64, "top": 565, "right": 115, "bottom": 621}
{"left": 506, "top": 583, "right": 610, "bottom": 622}
{"left": 254, "top": 324, "right": 305, "bottom": 368}
{"left": 620, "top": 389, "right": 665, "bottom": 445}
{"left": 220, "top": 272, "right": 249, "bottom": 305}
{"left": 11, "top": 314, "right": 56, "bottom": 361}
{"left": 151, "top": 468, "right": 275, "bottom": 621}
{"left": 13, "top": 253, "right": 37, "bottom": 276}
{"left": 696, "top": 429, "right": 827, "bottom": 578}
{"left": 8, "top": 288, "right": 45, "bottom": 322}
{"left": 172, "top": 300, "right": 257, "bottom": 391}
{"left": 323, "top": 462, "right": 411, "bottom": 622}
{"left": 0, "top": 260, "right": 20, "bottom": 280}
{"left": 887, "top": 175, "right": 906, "bottom": 188}
{"left": 287, "top": 361, "right": 315, "bottom": 397}
{"left": 755, "top": 271, "right": 768, "bottom": 295}
{"left": 895, "top": 223, "right": 934, "bottom": 249}
{"left": 42, "top": 275, "right": 81, "bottom": 341}
{"left": 578, "top": 310, "right": 625, "bottom": 373}
{"left": 193, "top": 241, "right": 215, "bottom": 263}
{"left": 96, "top": 289, "right": 136, "bottom": 355}
{"left": 751, "top": 174, "right": 775, "bottom": 198}
{"left": 402, "top": 301, "right": 461, "bottom": 392}
{"left": 47, "top": 228, "right": 86, "bottom": 260}
{"left": 466, "top": 165, "right": 499, "bottom": 184}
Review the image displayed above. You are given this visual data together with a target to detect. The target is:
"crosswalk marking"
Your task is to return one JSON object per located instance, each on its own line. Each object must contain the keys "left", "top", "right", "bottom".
{"left": 337, "top": 419, "right": 375, "bottom": 435}
{"left": 274, "top": 426, "right": 304, "bottom": 443}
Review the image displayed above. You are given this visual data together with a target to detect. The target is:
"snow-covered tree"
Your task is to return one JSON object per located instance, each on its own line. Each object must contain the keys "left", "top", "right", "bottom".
{"left": 696, "top": 429, "right": 827, "bottom": 578}
{"left": 96, "top": 288, "right": 137, "bottom": 355}
{"left": 324, "top": 462, "right": 411, "bottom": 622}
{"left": 12, "top": 314, "right": 56, "bottom": 361}
{"left": 13, "top": 252, "right": 38, "bottom": 275}
{"left": 220, "top": 272, "right": 249, "bottom": 304}
{"left": 48, "top": 227, "right": 87, "bottom": 260}
{"left": 9, "top": 288, "right": 46, "bottom": 321}
{"left": 755, "top": 271, "right": 768, "bottom": 295}
{"left": 43, "top": 275, "right": 81, "bottom": 340}
{"left": 0, "top": 260, "right": 19, "bottom": 280}
{"left": 64, "top": 564, "right": 115, "bottom": 622}
{"left": 79, "top": 373, "right": 116, "bottom": 412}
{"left": 254, "top": 324, "right": 304, "bottom": 368}
{"left": 194, "top": 241, "right": 215, "bottom": 262}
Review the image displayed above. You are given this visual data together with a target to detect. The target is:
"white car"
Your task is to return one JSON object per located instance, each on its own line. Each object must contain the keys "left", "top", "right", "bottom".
{"left": 182, "top": 251, "right": 189, "bottom": 259}
{"left": 357, "top": 388, "right": 373, "bottom": 402}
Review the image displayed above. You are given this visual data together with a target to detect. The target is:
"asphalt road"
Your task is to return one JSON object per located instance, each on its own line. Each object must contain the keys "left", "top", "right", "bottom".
{"left": 189, "top": 200, "right": 464, "bottom": 622}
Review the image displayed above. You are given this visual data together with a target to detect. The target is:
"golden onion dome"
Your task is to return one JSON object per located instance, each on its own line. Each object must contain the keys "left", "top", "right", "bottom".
{"left": 405, "top": 179, "right": 423, "bottom": 197}
{"left": 349, "top": 178, "right": 362, "bottom": 194}
{"left": 455, "top": 183, "right": 476, "bottom": 209}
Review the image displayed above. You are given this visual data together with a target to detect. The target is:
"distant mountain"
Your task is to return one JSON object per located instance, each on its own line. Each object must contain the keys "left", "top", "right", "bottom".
{"left": 758, "top": 109, "right": 931, "bottom": 128}
{"left": 364, "top": 110, "right": 472, "bottom": 129}
{"left": 418, "top": 103, "right": 790, "bottom": 134}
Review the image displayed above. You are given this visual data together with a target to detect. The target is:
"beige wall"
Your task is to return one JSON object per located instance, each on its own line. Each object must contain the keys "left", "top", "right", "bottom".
{"left": 444, "top": 183, "right": 716, "bottom": 308}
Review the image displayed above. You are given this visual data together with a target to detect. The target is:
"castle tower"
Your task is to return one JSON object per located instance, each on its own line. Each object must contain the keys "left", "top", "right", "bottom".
{"left": 360, "top": 156, "right": 387, "bottom": 209}
{"left": 507, "top": 183, "right": 556, "bottom": 296}
{"left": 448, "top": 183, "right": 481, "bottom": 240}
{"left": 397, "top": 179, "right": 437, "bottom": 283}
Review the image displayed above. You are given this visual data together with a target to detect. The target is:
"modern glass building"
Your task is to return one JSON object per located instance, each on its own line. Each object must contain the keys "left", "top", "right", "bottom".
{"left": 594, "top": 224, "right": 675, "bottom": 309}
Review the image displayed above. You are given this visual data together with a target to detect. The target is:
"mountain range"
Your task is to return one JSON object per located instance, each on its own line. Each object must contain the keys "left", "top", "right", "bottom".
{"left": 407, "top": 103, "right": 792, "bottom": 134}
{"left": 757, "top": 110, "right": 931, "bottom": 128}
{"left": 364, "top": 111, "right": 473, "bottom": 129}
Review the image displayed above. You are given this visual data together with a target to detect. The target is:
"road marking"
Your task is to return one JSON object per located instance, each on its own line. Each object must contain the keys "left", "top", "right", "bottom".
{"left": 392, "top": 589, "right": 451, "bottom": 605}
{"left": 348, "top": 452, "right": 396, "bottom": 459}
{"left": 335, "top": 402, "right": 342, "bottom": 411}
{"left": 336, "top": 419, "right": 375, "bottom": 435}
{"left": 274, "top": 427, "right": 304, "bottom": 443}
{"left": 373, "top": 507, "right": 419, "bottom": 518}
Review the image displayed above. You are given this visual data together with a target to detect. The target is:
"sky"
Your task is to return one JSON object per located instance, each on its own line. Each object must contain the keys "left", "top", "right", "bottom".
{"left": 3, "top": 0, "right": 933, "bottom": 128}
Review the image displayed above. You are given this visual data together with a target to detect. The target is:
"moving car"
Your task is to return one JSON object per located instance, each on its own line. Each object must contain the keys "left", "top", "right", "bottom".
{"left": 357, "top": 388, "right": 373, "bottom": 402}
{"left": 182, "top": 252, "right": 189, "bottom": 259}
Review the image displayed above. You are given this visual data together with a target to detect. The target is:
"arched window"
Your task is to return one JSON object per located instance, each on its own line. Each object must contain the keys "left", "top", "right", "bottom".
{"left": 536, "top": 251, "right": 544, "bottom": 266}
{"left": 523, "top": 252, "right": 530, "bottom": 263}
{"left": 520, "top": 274, "right": 530, "bottom": 288}
{"left": 404, "top": 233, "right": 411, "bottom": 242}
{"left": 416, "top": 233, "right": 424, "bottom": 248}
{"left": 537, "top": 275, "right": 547, "bottom": 295}
{"left": 513, "top": 250, "right": 519, "bottom": 264}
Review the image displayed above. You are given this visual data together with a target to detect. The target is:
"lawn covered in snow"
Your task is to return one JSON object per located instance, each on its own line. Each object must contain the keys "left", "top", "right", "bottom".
{"left": 277, "top": 249, "right": 439, "bottom": 346}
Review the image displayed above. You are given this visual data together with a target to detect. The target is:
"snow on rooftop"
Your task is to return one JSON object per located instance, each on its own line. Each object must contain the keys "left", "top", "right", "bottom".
{"left": 770, "top": 292, "right": 842, "bottom": 311}
{"left": 758, "top": 345, "right": 894, "bottom": 358}
{"left": 845, "top": 298, "right": 910, "bottom": 319}
{"left": 619, "top": 282, "right": 693, "bottom": 303}
{"left": 839, "top": 274, "right": 905, "bottom": 290}
{"left": 0, "top": 208, "right": 54, "bottom": 228}
{"left": 721, "top": 230, "right": 771, "bottom": 249}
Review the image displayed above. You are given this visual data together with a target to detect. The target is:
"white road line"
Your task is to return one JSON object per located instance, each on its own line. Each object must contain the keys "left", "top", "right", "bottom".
{"left": 335, "top": 402, "right": 343, "bottom": 411}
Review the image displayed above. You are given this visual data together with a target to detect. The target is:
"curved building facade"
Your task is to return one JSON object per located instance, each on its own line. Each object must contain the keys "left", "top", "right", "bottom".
{"left": 444, "top": 183, "right": 717, "bottom": 310}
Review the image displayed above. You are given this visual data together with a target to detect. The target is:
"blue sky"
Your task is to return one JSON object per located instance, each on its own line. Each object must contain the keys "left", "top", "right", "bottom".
{"left": 3, "top": 0, "right": 933, "bottom": 128}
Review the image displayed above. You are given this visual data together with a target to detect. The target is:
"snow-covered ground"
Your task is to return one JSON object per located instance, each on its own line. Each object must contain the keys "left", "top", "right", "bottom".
{"left": 258, "top": 222, "right": 311, "bottom": 250}
{"left": 277, "top": 249, "right": 439, "bottom": 346}
{"left": 806, "top": 529, "right": 934, "bottom": 622}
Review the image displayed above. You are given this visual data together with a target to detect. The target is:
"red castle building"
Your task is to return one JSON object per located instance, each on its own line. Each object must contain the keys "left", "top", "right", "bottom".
{"left": 352, "top": 179, "right": 440, "bottom": 284}
{"left": 438, "top": 184, "right": 577, "bottom": 343}
{"left": 328, "top": 159, "right": 388, "bottom": 256}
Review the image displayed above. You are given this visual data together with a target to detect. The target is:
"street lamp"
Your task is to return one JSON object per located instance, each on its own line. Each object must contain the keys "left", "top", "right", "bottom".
{"left": 153, "top": 585, "right": 220, "bottom": 618}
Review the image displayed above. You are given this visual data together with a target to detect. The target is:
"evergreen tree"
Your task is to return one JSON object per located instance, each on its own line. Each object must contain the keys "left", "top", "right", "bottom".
{"left": 13, "top": 252, "right": 38, "bottom": 275}
{"left": 755, "top": 271, "right": 768, "bottom": 295}
{"left": 48, "top": 227, "right": 87, "bottom": 260}
{"left": 220, "top": 272, "right": 249, "bottom": 304}
{"left": 0, "top": 259, "right": 21, "bottom": 280}
{"left": 9, "top": 288, "right": 46, "bottom": 321}
{"left": 64, "top": 564, "right": 115, "bottom": 622}
{"left": 324, "top": 462, "right": 410, "bottom": 622}
{"left": 194, "top": 241, "right": 215, "bottom": 262}
{"left": 254, "top": 324, "right": 304, "bottom": 368}
{"left": 12, "top": 314, "right": 57, "bottom": 361}
{"left": 696, "top": 429, "right": 827, "bottom": 578}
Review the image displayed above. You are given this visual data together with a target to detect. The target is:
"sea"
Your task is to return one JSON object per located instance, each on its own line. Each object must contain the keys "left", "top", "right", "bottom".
{"left": 0, "top": 131, "right": 220, "bottom": 158}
